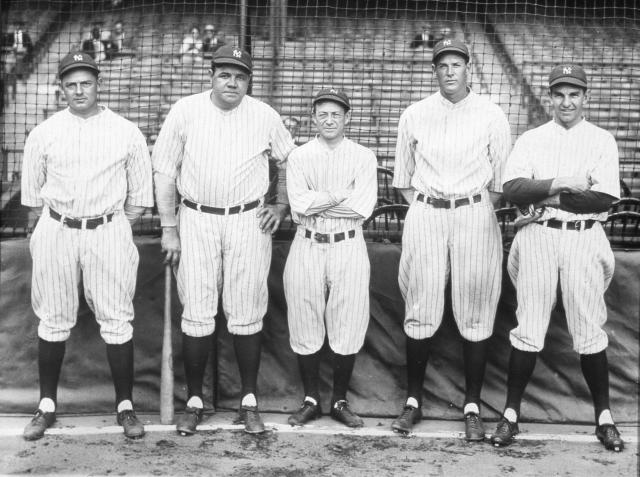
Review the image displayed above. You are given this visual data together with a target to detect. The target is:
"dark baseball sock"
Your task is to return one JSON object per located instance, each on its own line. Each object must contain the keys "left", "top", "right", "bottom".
{"left": 406, "top": 336, "right": 431, "bottom": 407}
{"left": 38, "top": 338, "right": 66, "bottom": 405}
{"left": 106, "top": 340, "right": 134, "bottom": 406}
{"left": 463, "top": 338, "right": 489, "bottom": 407}
{"left": 297, "top": 351, "right": 321, "bottom": 402}
{"left": 233, "top": 332, "right": 262, "bottom": 398}
{"left": 504, "top": 347, "right": 538, "bottom": 418}
{"left": 182, "top": 332, "right": 212, "bottom": 400}
{"left": 331, "top": 352, "right": 356, "bottom": 403}
{"left": 580, "top": 350, "right": 611, "bottom": 422}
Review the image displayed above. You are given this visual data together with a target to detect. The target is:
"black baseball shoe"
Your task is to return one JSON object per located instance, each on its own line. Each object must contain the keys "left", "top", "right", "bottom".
{"left": 596, "top": 424, "right": 624, "bottom": 452}
{"left": 490, "top": 417, "right": 519, "bottom": 447}
{"left": 117, "top": 410, "right": 145, "bottom": 439}
{"left": 288, "top": 400, "right": 322, "bottom": 426}
{"left": 464, "top": 412, "right": 486, "bottom": 441}
{"left": 330, "top": 400, "right": 363, "bottom": 428}
{"left": 23, "top": 410, "right": 56, "bottom": 441}
{"left": 391, "top": 405, "right": 422, "bottom": 434}
{"left": 234, "top": 405, "right": 266, "bottom": 434}
{"left": 176, "top": 406, "right": 204, "bottom": 436}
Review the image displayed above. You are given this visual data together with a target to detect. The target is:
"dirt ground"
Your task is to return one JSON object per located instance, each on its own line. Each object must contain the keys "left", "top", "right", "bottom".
{"left": 0, "top": 413, "right": 637, "bottom": 477}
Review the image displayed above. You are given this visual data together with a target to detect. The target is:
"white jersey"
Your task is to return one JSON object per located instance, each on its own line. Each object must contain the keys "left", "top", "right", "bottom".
{"left": 287, "top": 137, "right": 378, "bottom": 233}
{"left": 503, "top": 119, "right": 620, "bottom": 222}
{"left": 21, "top": 106, "right": 154, "bottom": 216}
{"left": 393, "top": 90, "right": 511, "bottom": 198}
{"left": 152, "top": 91, "right": 295, "bottom": 207}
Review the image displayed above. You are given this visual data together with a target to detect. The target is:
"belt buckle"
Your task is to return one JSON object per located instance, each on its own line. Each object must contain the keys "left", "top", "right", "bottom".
{"left": 314, "top": 232, "right": 329, "bottom": 243}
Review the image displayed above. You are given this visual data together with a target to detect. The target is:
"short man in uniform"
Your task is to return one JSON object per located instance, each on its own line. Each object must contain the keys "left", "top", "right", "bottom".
{"left": 490, "top": 65, "right": 624, "bottom": 452}
{"left": 284, "top": 89, "right": 377, "bottom": 428}
{"left": 21, "top": 52, "right": 153, "bottom": 440}
{"left": 152, "top": 45, "right": 295, "bottom": 434}
{"left": 392, "top": 39, "right": 511, "bottom": 439}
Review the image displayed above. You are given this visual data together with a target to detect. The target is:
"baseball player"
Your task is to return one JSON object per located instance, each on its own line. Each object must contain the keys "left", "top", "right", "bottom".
{"left": 391, "top": 38, "right": 511, "bottom": 438}
{"left": 284, "top": 89, "right": 377, "bottom": 428}
{"left": 21, "top": 52, "right": 153, "bottom": 440}
{"left": 152, "top": 45, "right": 295, "bottom": 434}
{"left": 490, "top": 65, "right": 624, "bottom": 451}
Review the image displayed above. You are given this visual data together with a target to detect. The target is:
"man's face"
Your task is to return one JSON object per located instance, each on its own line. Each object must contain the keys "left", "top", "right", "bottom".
{"left": 313, "top": 101, "right": 350, "bottom": 141}
{"left": 60, "top": 68, "right": 100, "bottom": 118}
{"left": 210, "top": 65, "right": 250, "bottom": 110}
{"left": 433, "top": 53, "right": 468, "bottom": 102}
{"left": 191, "top": 28, "right": 199, "bottom": 37}
{"left": 549, "top": 84, "right": 586, "bottom": 129}
{"left": 205, "top": 29, "right": 214, "bottom": 38}
{"left": 115, "top": 22, "right": 123, "bottom": 34}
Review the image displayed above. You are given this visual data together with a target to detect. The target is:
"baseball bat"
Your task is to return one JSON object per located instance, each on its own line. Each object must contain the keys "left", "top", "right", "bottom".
{"left": 160, "top": 263, "right": 174, "bottom": 424}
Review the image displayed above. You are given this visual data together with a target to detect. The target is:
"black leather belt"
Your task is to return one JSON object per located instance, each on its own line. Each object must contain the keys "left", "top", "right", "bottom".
{"left": 304, "top": 229, "right": 356, "bottom": 243}
{"left": 182, "top": 198, "right": 260, "bottom": 215}
{"left": 538, "top": 219, "right": 597, "bottom": 231}
{"left": 416, "top": 193, "right": 482, "bottom": 209}
{"left": 49, "top": 208, "right": 114, "bottom": 229}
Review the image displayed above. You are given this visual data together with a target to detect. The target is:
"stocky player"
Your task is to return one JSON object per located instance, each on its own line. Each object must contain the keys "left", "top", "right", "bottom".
{"left": 490, "top": 65, "right": 624, "bottom": 452}
{"left": 392, "top": 38, "right": 511, "bottom": 439}
{"left": 284, "top": 89, "right": 377, "bottom": 428}
{"left": 152, "top": 45, "right": 295, "bottom": 434}
{"left": 21, "top": 52, "right": 153, "bottom": 440}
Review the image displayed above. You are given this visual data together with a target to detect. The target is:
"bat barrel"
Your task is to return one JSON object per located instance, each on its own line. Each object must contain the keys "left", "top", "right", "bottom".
{"left": 160, "top": 263, "right": 174, "bottom": 424}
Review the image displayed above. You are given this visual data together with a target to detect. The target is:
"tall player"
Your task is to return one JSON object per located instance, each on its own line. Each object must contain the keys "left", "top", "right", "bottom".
{"left": 391, "top": 39, "right": 511, "bottom": 439}
{"left": 490, "top": 65, "right": 624, "bottom": 451}
{"left": 21, "top": 52, "right": 153, "bottom": 440}
{"left": 152, "top": 45, "right": 295, "bottom": 434}
{"left": 284, "top": 89, "right": 377, "bottom": 428}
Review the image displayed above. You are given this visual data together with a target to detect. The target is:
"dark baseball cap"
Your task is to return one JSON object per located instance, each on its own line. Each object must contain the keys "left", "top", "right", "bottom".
{"left": 432, "top": 38, "right": 470, "bottom": 63}
{"left": 58, "top": 51, "right": 100, "bottom": 78}
{"left": 548, "top": 64, "right": 588, "bottom": 89}
{"left": 212, "top": 45, "right": 252, "bottom": 73}
{"left": 312, "top": 88, "right": 351, "bottom": 111}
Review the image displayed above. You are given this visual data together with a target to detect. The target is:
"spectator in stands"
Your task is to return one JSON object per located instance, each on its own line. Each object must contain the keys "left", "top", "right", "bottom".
{"left": 410, "top": 24, "right": 435, "bottom": 49}
{"left": 82, "top": 26, "right": 107, "bottom": 62}
{"left": 2, "top": 50, "right": 17, "bottom": 102}
{"left": 202, "top": 24, "right": 224, "bottom": 55}
{"left": 7, "top": 21, "right": 33, "bottom": 80}
{"left": 110, "top": 20, "right": 134, "bottom": 56}
{"left": 282, "top": 116, "right": 301, "bottom": 144}
{"left": 180, "top": 26, "right": 203, "bottom": 63}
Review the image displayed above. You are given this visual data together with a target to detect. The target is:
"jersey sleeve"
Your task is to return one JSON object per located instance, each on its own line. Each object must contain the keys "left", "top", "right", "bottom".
{"left": 125, "top": 127, "right": 154, "bottom": 207}
{"left": 286, "top": 152, "right": 333, "bottom": 216}
{"left": 392, "top": 111, "right": 416, "bottom": 189}
{"left": 151, "top": 102, "right": 185, "bottom": 179}
{"left": 487, "top": 107, "right": 512, "bottom": 193}
{"left": 503, "top": 133, "right": 535, "bottom": 185}
{"left": 21, "top": 127, "right": 46, "bottom": 207}
{"left": 325, "top": 150, "right": 378, "bottom": 219}
{"left": 269, "top": 110, "right": 296, "bottom": 164}
{"left": 588, "top": 131, "right": 620, "bottom": 199}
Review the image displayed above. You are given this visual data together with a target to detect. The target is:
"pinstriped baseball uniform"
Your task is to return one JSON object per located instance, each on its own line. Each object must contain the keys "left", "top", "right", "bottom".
{"left": 393, "top": 90, "right": 511, "bottom": 341}
{"left": 152, "top": 92, "right": 295, "bottom": 336}
{"left": 21, "top": 106, "right": 153, "bottom": 344}
{"left": 503, "top": 119, "right": 619, "bottom": 353}
{"left": 284, "top": 137, "right": 377, "bottom": 355}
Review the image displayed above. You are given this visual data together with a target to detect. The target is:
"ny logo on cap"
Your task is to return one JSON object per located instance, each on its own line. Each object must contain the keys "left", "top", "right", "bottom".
{"left": 443, "top": 40, "right": 452, "bottom": 46}
{"left": 563, "top": 67, "right": 572, "bottom": 74}
{"left": 233, "top": 49, "right": 242, "bottom": 58}
{"left": 330, "top": 89, "right": 338, "bottom": 94}
{"left": 73, "top": 54, "right": 83, "bottom": 61}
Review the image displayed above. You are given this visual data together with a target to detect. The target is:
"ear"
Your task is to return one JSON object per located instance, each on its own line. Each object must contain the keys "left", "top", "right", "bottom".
{"left": 208, "top": 68, "right": 214, "bottom": 79}
{"left": 96, "top": 75, "right": 103, "bottom": 89}
{"left": 344, "top": 110, "right": 352, "bottom": 126}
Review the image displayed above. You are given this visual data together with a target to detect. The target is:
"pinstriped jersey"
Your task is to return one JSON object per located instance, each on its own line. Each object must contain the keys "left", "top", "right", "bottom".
{"left": 393, "top": 90, "right": 511, "bottom": 198}
{"left": 152, "top": 91, "right": 295, "bottom": 207}
{"left": 503, "top": 119, "right": 620, "bottom": 222}
{"left": 287, "top": 137, "right": 378, "bottom": 233}
{"left": 21, "top": 106, "right": 153, "bottom": 217}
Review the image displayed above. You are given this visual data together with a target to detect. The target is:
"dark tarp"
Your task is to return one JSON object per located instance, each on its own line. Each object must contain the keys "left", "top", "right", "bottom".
{"left": 1, "top": 238, "right": 638, "bottom": 424}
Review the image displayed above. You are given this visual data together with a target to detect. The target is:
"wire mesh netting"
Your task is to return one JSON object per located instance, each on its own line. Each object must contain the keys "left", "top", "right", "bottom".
{"left": 1, "top": 0, "right": 638, "bottom": 239}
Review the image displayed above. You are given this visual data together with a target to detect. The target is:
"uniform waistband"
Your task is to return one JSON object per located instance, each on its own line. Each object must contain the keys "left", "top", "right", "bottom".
{"left": 49, "top": 208, "right": 114, "bottom": 230}
{"left": 299, "top": 227, "right": 357, "bottom": 243}
{"left": 182, "top": 198, "right": 261, "bottom": 215}
{"left": 415, "top": 193, "right": 483, "bottom": 209}
{"left": 536, "top": 219, "right": 597, "bottom": 231}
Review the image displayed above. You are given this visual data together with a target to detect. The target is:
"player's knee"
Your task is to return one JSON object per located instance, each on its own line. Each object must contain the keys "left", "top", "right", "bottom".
{"left": 181, "top": 318, "right": 216, "bottom": 337}
{"left": 227, "top": 320, "right": 263, "bottom": 336}
{"left": 100, "top": 323, "right": 133, "bottom": 345}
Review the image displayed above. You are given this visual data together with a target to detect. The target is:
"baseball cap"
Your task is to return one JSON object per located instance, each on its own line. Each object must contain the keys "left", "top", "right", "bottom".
{"left": 58, "top": 51, "right": 100, "bottom": 78}
{"left": 312, "top": 88, "right": 351, "bottom": 111}
{"left": 548, "top": 64, "right": 588, "bottom": 89}
{"left": 212, "top": 45, "right": 252, "bottom": 73}
{"left": 432, "top": 38, "right": 470, "bottom": 64}
{"left": 204, "top": 24, "right": 215, "bottom": 31}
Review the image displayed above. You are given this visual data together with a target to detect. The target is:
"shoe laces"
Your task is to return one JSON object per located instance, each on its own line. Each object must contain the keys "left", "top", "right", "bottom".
{"left": 399, "top": 405, "right": 417, "bottom": 420}
{"left": 120, "top": 410, "right": 137, "bottom": 424}
{"left": 497, "top": 418, "right": 513, "bottom": 434}
{"left": 602, "top": 425, "right": 620, "bottom": 440}
{"left": 466, "top": 413, "right": 480, "bottom": 427}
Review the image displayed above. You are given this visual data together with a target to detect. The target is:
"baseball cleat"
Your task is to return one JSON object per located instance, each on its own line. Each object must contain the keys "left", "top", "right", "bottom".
{"left": 117, "top": 410, "right": 145, "bottom": 439}
{"left": 288, "top": 400, "right": 322, "bottom": 426}
{"left": 596, "top": 424, "right": 624, "bottom": 452}
{"left": 234, "top": 405, "right": 266, "bottom": 434}
{"left": 490, "top": 417, "right": 519, "bottom": 447}
{"left": 464, "top": 412, "right": 486, "bottom": 441}
{"left": 391, "top": 405, "right": 422, "bottom": 434}
{"left": 330, "top": 400, "right": 364, "bottom": 428}
{"left": 23, "top": 410, "right": 56, "bottom": 441}
{"left": 176, "top": 406, "right": 204, "bottom": 436}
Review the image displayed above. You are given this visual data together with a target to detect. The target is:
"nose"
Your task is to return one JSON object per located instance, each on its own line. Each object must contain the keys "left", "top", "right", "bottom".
{"left": 446, "top": 66, "right": 454, "bottom": 76}
{"left": 561, "top": 95, "right": 571, "bottom": 108}
{"left": 74, "top": 84, "right": 83, "bottom": 95}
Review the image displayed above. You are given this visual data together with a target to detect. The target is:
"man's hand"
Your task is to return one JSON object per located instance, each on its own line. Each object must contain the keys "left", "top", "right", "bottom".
{"left": 514, "top": 205, "right": 544, "bottom": 229}
{"left": 161, "top": 226, "right": 181, "bottom": 267}
{"left": 489, "top": 191, "right": 503, "bottom": 209}
{"left": 257, "top": 203, "right": 288, "bottom": 234}
{"left": 551, "top": 176, "right": 592, "bottom": 194}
